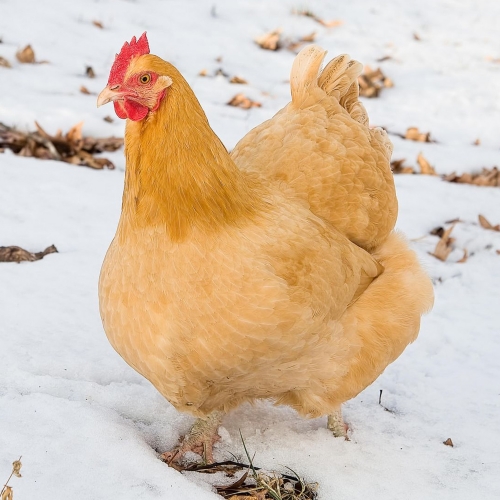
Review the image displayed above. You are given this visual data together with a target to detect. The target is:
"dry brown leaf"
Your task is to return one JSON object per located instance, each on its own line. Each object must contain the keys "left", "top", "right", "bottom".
{"left": 444, "top": 167, "right": 500, "bottom": 187}
{"left": 86, "top": 66, "right": 96, "bottom": 78}
{"left": 255, "top": 29, "right": 282, "bottom": 51}
{"left": 417, "top": 153, "right": 437, "bottom": 175}
{"left": 66, "top": 121, "right": 84, "bottom": 145}
{"left": 1, "top": 121, "right": 122, "bottom": 169}
{"left": 227, "top": 93, "right": 261, "bottom": 109}
{"left": 1, "top": 486, "right": 13, "bottom": 500}
{"left": 443, "top": 438, "right": 454, "bottom": 447}
{"left": 80, "top": 85, "right": 91, "bottom": 95}
{"left": 430, "top": 226, "right": 445, "bottom": 238}
{"left": 391, "top": 158, "right": 415, "bottom": 174}
{"left": 430, "top": 225, "right": 455, "bottom": 261}
{"left": 0, "top": 56, "right": 11, "bottom": 68}
{"left": 301, "top": 31, "right": 317, "bottom": 42}
{"left": 478, "top": 214, "right": 500, "bottom": 231}
{"left": 405, "top": 127, "right": 431, "bottom": 142}
{"left": 11, "top": 460, "right": 22, "bottom": 479}
{"left": 457, "top": 249, "right": 468, "bottom": 263}
{"left": 358, "top": 67, "right": 392, "bottom": 98}
{"left": 0, "top": 244, "right": 58, "bottom": 263}
{"left": 16, "top": 44, "right": 35, "bottom": 63}
{"left": 198, "top": 68, "right": 208, "bottom": 76}
{"left": 92, "top": 20, "right": 104, "bottom": 29}
{"left": 229, "top": 75, "right": 248, "bottom": 84}
{"left": 473, "top": 138, "right": 481, "bottom": 146}
{"left": 103, "top": 115, "right": 114, "bottom": 123}
{"left": 413, "top": 32, "right": 421, "bottom": 41}
{"left": 496, "top": 249, "right": 500, "bottom": 255}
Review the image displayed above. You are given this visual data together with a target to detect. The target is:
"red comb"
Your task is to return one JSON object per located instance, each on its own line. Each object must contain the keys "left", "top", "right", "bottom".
{"left": 108, "top": 32, "right": 150, "bottom": 85}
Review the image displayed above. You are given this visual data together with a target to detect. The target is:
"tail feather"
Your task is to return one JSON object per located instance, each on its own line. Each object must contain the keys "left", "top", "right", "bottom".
{"left": 291, "top": 45, "right": 368, "bottom": 126}
{"left": 290, "top": 45, "right": 327, "bottom": 105}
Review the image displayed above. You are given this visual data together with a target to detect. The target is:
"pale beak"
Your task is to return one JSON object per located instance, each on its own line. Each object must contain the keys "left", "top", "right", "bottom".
{"left": 97, "top": 86, "right": 122, "bottom": 107}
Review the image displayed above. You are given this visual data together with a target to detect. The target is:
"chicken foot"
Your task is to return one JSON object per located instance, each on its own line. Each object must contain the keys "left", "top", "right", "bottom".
{"left": 327, "top": 407, "right": 349, "bottom": 439}
{"left": 161, "top": 410, "right": 224, "bottom": 465}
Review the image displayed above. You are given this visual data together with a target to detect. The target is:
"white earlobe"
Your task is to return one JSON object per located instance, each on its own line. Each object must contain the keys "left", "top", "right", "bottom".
{"left": 158, "top": 75, "right": 173, "bottom": 88}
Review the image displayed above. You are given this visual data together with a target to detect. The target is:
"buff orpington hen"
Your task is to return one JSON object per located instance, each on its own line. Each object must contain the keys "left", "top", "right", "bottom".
{"left": 97, "top": 33, "right": 433, "bottom": 464}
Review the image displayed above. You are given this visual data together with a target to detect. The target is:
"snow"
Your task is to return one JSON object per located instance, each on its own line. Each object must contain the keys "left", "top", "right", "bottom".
{"left": 1, "top": 1, "right": 499, "bottom": 499}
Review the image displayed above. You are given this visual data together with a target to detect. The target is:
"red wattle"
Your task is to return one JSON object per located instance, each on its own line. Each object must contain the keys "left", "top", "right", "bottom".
{"left": 124, "top": 100, "right": 149, "bottom": 121}
{"left": 113, "top": 101, "right": 128, "bottom": 119}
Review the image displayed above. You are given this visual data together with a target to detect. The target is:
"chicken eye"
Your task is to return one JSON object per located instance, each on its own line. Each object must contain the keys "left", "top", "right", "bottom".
{"left": 140, "top": 73, "right": 151, "bottom": 84}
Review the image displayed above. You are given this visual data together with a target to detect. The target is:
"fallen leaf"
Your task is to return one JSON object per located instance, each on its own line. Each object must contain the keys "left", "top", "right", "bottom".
{"left": 92, "top": 20, "right": 104, "bottom": 29}
{"left": 227, "top": 93, "right": 261, "bottom": 109}
{"left": 478, "top": 214, "right": 500, "bottom": 231}
{"left": 0, "top": 56, "right": 11, "bottom": 68}
{"left": 413, "top": 32, "right": 421, "bottom": 41}
{"left": 473, "top": 138, "right": 481, "bottom": 146}
{"left": 80, "top": 85, "right": 91, "bottom": 95}
{"left": 1, "top": 486, "right": 13, "bottom": 500}
{"left": 103, "top": 115, "right": 114, "bottom": 123}
{"left": 391, "top": 158, "right": 415, "bottom": 174}
{"left": 444, "top": 167, "right": 500, "bottom": 187}
{"left": 0, "top": 245, "right": 58, "bottom": 263}
{"left": 86, "top": 66, "right": 96, "bottom": 78}
{"left": 0, "top": 121, "right": 122, "bottom": 169}
{"left": 376, "top": 55, "right": 392, "bottom": 62}
{"left": 457, "top": 249, "right": 468, "bottom": 263}
{"left": 405, "top": 127, "right": 432, "bottom": 142}
{"left": 301, "top": 31, "right": 317, "bottom": 42}
{"left": 16, "top": 44, "right": 36, "bottom": 63}
{"left": 12, "top": 459, "right": 22, "bottom": 478}
{"left": 255, "top": 29, "right": 282, "bottom": 51}
{"left": 430, "top": 226, "right": 445, "bottom": 238}
{"left": 229, "top": 75, "right": 248, "bottom": 84}
{"left": 198, "top": 68, "right": 208, "bottom": 76}
{"left": 443, "top": 438, "right": 454, "bottom": 447}
{"left": 430, "top": 225, "right": 455, "bottom": 261}
{"left": 417, "top": 152, "right": 437, "bottom": 175}
{"left": 358, "top": 66, "right": 392, "bottom": 98}
{"left": 496, "top": 250, "right": 500, "bottom": 255}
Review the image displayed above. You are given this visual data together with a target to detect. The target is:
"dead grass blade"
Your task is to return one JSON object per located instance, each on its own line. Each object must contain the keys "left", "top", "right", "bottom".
{"left": 292, "top": 8, "right": 342, "bottom": 28}
{"left": 0, "top": 245, "right": 57, "bottom": 263}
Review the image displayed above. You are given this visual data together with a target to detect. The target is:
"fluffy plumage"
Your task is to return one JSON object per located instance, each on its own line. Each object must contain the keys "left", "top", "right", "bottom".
{"left": 97, "top": 34, "right": 433, "bottom": 463}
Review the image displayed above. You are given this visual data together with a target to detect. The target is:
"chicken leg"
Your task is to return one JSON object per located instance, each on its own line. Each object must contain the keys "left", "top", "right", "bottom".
{"left": 160, "top": 410, "right": 224, "bottom": 464}
{"left": 327, "top": 407, "right": 348, "bottom": 438}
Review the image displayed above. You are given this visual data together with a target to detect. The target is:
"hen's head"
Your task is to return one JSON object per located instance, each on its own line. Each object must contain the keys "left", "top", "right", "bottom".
{"left": 97, "top": 33, "right": 174, "bottom": 121}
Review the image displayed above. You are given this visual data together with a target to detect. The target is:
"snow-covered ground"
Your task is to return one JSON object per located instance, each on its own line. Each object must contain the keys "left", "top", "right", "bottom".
{"left": 1, "top": 1, "right": 499, "bottom": 499}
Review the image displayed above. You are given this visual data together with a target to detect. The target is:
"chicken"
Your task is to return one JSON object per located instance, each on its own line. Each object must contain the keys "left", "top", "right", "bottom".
{"left": 97, "top": 33, "right": 434, "bottom": 464}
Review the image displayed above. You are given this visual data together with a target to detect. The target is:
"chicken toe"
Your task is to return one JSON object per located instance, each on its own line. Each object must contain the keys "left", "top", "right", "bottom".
{"left": 327, "top": 408, "right": 349, "bottom": 439}
{"left": 160, "top": 411, "right": 224, "bottom": 465}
